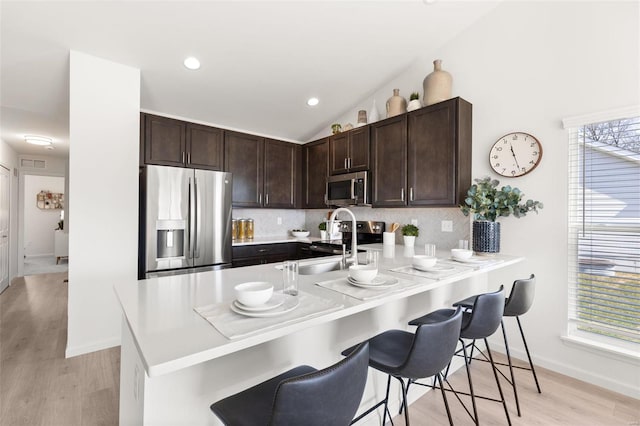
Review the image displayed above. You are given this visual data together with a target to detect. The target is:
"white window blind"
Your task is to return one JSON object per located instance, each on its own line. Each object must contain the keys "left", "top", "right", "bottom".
{"left": 566, "top": 112, "right": 640, "bottom": 345}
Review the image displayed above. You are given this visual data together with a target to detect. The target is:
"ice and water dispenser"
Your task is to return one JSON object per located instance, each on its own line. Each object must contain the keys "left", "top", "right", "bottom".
{"left": 156, "top": 220, "right": 186, "bottom": 259}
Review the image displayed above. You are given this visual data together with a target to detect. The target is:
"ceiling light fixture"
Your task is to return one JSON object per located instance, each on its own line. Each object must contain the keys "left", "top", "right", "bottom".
{"left": 24, "top": 135, "right": 53, "bottom": 146}
{"left": 183, "top": 57, "right": 201, "bottom": 70}
{"left": 307, "top": 97, "right": 319, "bottom": 106}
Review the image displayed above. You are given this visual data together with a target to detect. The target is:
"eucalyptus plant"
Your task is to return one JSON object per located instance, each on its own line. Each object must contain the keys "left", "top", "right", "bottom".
{"left": 410, "top": 92, "right": 420, "bottom": 101}
{"left": 401, "top": 224, "right": 419, "bottom": 236}
{"left": 460, "top": 177, "right": 543, "bottom": 222}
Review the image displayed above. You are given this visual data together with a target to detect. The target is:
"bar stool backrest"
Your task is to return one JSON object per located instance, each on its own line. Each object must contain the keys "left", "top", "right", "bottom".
{"left": 399, "top": 307, "right": 463, "bottom": 380}
{"left": 460, "top": 286, "right": 505, "bottom": 340}
{"left": 504, "top": 274, "right": 536, "bottom": 317}
{"left": 268, "top": 342, "right": 369, "bottom": 426}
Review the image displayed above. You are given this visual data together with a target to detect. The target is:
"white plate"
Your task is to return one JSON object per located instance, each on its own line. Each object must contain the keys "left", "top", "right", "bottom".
{"left": 233, "top": 294, "right": 286, "bottom": 312}
{"left": 413, "top": 264, "right": 456, "bottom": 272}
{"left": 450, "top": 256, "right": 488, "bottom": 264}
{"left": 347, "top": 276, "right": 398, "bottom": 289}
{"left": 230, "top": 294, "right": 299, "bottom": 317}
{"left": 347, "top": 275, "right": 386, "bottom": 286}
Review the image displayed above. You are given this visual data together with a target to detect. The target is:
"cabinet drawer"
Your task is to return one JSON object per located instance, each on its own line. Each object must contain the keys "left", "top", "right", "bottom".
{"left": 232, "top": 243, "right": 290, "bottom": 259}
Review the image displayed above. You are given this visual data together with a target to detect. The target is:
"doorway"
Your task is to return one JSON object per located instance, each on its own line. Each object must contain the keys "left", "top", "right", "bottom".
{"left": 0, "top": 166, "right": 9, "bottom": 293}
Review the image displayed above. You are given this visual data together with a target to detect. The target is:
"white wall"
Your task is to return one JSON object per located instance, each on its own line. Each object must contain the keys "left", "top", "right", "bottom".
{"left": 66, "top": 51, "right": 140, "bottom": 357}
{"left": 23, "top": 175, "right": 64, "bottom": 256}
{"left": 324, "top": 1, "right": 639, "bottom": 397}
{"left": 0, "top": 139, "right": 19, "bottom": 285}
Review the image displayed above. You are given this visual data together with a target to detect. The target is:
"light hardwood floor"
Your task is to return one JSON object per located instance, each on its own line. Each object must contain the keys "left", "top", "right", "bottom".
{"left": 1, "top": 273, "right": 638, "bottom": 425}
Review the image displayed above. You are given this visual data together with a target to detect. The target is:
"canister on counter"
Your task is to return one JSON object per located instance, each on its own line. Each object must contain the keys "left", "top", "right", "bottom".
{"left": 246, "top": 219, "right": 254, "bottom": 239}
{"left": 238, "top": 219, "right": 247, "bottom": 240}
{"left": 231, "top": 219, "right": 237, "bottom": 240}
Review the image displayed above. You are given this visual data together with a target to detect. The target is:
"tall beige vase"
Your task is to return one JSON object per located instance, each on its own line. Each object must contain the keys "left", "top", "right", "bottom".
{"left": 386, "top": 89, "right": 407, "bottom": 118}
{"left": 423, "top": 59, "right": 452, "bottom": 106}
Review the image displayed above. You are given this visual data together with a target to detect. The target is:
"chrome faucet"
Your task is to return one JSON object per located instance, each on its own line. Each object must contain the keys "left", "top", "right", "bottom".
{"left": 328, "top": 207, "right": 358, "bottom": 267}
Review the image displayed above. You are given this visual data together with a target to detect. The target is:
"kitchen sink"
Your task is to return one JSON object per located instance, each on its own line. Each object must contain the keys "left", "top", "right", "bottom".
{"left": 298, "top": 260, "right": 343, "bottom": 275}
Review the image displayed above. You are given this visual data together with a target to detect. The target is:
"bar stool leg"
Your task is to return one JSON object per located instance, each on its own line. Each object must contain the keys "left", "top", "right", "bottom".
{"left": 484, "top": 338, "right": 512, "bottom": 426}
{"left": 395, "top": 376, "right": 410, "bottom": 426}
{"left": 501, "top": 320, "right": 521, "bottom": 416}
{"left": 517, "top": 316, "right": 542, "bottom": 393}
{"left": 461, "top": 339, "right": 479, "bottom": 426}
{"left": 437, "top": 373, "right": 454, "bottom": 426}
{"left": 381, "top": 375, "right": 392, "bottom": 426}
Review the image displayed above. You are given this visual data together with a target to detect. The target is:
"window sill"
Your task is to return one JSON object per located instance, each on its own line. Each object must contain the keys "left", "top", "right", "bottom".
{"left": 561, "top": 334, "right": 640, "bottom": 365}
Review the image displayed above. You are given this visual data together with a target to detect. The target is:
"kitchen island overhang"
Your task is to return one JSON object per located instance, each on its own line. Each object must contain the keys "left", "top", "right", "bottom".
{"left": 115, "top": 249, "right": 523, "bottom": 425}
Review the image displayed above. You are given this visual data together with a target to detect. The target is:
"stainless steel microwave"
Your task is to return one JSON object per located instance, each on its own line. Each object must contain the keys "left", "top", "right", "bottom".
{"left": 326, "top": 171, "right": 369, "bottom": 206}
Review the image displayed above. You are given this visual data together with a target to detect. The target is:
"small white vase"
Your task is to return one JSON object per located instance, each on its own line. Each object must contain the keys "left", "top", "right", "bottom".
{"left": 403, "top": 235, "right": 416, "bottom": 247}
{"left": 369, "top": 99, "right": 380, "bottom": 123}
{"left": 320, "top": 230, "right": 327, "bottom": 240}
{"left": 407, "top": 99, "right": 422, "bottom": 112}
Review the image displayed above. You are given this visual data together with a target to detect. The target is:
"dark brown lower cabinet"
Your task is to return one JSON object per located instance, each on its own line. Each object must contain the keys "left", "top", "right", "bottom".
{"left": 231, "top": 242, "right": 329, "bottom": 267}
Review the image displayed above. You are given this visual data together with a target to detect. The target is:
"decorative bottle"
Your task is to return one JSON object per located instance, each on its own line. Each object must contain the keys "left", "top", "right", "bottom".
{"left": 423, "top": 59, "right": 452, "bottom": 106}
{"left": 369, "top": 99, "right": 380, "bottom": 123}
{"left": 385, "top": 89, "right": 407, "bottom": 118}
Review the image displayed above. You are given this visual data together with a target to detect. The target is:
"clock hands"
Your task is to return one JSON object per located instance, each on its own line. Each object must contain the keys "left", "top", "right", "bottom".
{"left": 510, "top": 144, "right": 521, "bottom": 170}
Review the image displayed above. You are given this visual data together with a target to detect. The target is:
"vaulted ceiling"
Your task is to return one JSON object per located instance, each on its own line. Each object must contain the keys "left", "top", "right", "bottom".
{"left": 1, "top": 1, "right": 500, "bottom": 158}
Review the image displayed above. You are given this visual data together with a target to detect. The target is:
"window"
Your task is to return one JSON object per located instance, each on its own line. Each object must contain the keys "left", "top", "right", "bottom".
{"left": 565, "top": 108, "right": 640, "bottom": 348}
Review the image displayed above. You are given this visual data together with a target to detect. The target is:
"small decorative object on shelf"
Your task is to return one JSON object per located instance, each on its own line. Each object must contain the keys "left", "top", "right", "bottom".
{"left": 401, "top": 224, "right": 419, "bottom": 247}
{"left": 423, "top": 59, "right": 452, "bottom": 106}
{"left": 460, "top": 177, "right": 543, "bottom": 254}
{"left": 331, "top": 123, "right": 342, "bottom": 134}
{"left": 369, "top": 99, "right": 380, "bottom": 123}
{"left": 357, "top": 110, "right": 368, "bottom": 125}
{"left": 386, "top": 89, "right": 407, "bottom": 118}
{"left": 318, "top": 221, "right": 327, "bottom": 240}
{"left": 36, "top": 190, "right": 64, "bottom": 210}
{"left": 343, "top": 123, "right": 354, "bottom": 131}
{"left": 407, "top": 92, "right": 422, "bottom": 112}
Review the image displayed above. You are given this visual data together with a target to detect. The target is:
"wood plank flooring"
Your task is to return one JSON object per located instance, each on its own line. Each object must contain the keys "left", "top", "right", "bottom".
{"left": 1, "top": 272, "right": 638, "bottom": 425}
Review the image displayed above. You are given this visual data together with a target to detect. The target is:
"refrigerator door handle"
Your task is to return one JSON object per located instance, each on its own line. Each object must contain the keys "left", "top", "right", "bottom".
{"left": 188, "top": 177, "right": 196, "bottom": 259}
{"left": 194, "top": 177, "right": 201, "bottom": 258}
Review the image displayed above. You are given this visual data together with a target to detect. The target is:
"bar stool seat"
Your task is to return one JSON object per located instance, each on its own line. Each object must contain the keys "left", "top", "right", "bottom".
{"left": 210, "top": 342, "right": 369, "bottom": 426}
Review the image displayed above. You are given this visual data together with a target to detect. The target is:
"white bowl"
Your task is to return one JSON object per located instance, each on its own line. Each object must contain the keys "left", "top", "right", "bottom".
{"left": 412, "top": 255, "right": 437, "bottom": 269}
{"left": 451, "top": 249, "right": 473, "bottom": 260}
{"left": 291, "top": 230, "right": 310, "bottom": 238}
{"left": 234, "top": 282, "right": 274, "bottom": 307}
{"left": 349, "top": 264, "right": 378, "bottom": 282}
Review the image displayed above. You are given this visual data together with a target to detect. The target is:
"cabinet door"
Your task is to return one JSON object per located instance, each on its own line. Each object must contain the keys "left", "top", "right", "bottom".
{"left": 186, "top": 123, "right": 224, "bottom": 171}
{"left": 225, "top": 132, "right": 264, "bottom": 207}
{"left": 329, "top": 133, "right": 349, "bottom": 175}
{"left": 264, "top": 139, "right": 297, "bottom": 208}
{"left": 302, "top": 138, "right": 329, "bottom": 208}
{"left": 348, "top": 127, "right": 370, "bottom": 171}
{"left": 144, "top": 114, "right": 186, "bottom": 167}
{"left": 408, "top": 98, "right": 472, "bottom": 206}
{"left": 371, "top": 116, "right": 407, "bottom": 207}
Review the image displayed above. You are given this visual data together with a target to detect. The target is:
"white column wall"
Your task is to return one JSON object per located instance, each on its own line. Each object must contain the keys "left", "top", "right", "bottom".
{"left": 318, "top": 1, "right": 640, "bottom": 398}
{"left": 66, "top": 50, "right": 140, "bottom": 357}
{"left": 0, "top": 139, "right": 19, "bottom": 285}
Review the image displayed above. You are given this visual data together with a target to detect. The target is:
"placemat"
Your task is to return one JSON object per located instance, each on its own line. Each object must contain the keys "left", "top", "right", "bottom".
{"left": 390, "top": 264, "right": 468, "bottom": 280}
{"left": 316, "top": 274, "right": 419, "bottom": 301}
{"left": 194, "top": 291, "right": 343, "bottom": 340}
{"left": 440, "top": 257, "right": 504, "bottom": 269}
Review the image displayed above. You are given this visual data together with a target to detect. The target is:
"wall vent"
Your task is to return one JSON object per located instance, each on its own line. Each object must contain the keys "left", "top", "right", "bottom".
{"left": 20, "top": 159, "right": 46, "bottom": 169}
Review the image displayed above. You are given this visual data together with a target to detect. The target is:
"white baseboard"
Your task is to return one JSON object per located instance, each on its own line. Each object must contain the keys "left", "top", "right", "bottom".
{"left": 65, "top": 336, "right": 121, "bottom": 358}
{"left": 489, "top": 342, "right": 640, "bottom": 399}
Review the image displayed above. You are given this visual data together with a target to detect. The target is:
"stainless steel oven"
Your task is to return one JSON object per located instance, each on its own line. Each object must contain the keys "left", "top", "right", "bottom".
{"left": 326, "top": 171, "right": 369, "bottom": 206}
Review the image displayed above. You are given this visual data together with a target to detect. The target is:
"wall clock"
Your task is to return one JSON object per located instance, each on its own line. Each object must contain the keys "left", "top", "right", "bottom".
{"left": 489, "top": 132, "right": 542, "bottom": 177}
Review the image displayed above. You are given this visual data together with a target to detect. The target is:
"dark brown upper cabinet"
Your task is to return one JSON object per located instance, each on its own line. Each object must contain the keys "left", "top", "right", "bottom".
{"left": 302, "top": 138, "right": 329, "bottom": 209}
{"left": 264, "top": 139, "right": 299, "bottom": 209}
{"left": 370, "top": 97, "right": 472, "bottom": 208}
{"left": 329, "top": 127, "right": 370, "bottom": 175}
{"left": 370, "top": 115, "right": 408, "bottom": 207}
{"left": 142, "top": 113, "right": 223, "bottom": 171}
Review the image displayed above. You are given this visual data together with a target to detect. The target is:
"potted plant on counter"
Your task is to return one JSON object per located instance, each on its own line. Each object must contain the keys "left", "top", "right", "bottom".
{"left": 460, "top": 177, "right": 543, "bottom": 254}
{"left": 401, "top": 224, "right": 419, "bottom": 247}
{"left": 318, "top": 221, "right": 327, "bottom": 240}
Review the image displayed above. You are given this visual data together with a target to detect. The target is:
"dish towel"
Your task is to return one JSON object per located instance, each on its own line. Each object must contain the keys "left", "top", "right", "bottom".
{"left": 316, "top": 274, "right": 420, "bottom": 301}
{"left": 390, "top": 264, "right": 468, "bottom": 280}
{"left": 194, "top": 291, "right": 343, "bottom": 340}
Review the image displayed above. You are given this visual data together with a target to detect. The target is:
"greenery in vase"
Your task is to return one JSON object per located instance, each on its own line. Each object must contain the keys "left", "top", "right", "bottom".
{"left": 460, "top": 177, "right": 543, "bottom": 222}
{"left": 401, "top": 224, "right": 419, "bottom": 237}
{"left": 410, "top": 92, "right": 420, "bottom": 101}
{"left": 318, "top": 222, "right": 327, "bottom": 231}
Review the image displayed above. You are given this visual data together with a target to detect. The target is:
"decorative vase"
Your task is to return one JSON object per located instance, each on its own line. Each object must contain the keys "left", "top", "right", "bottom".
{"left": 472, "top": 221, "right": 501, "bottom": 254}
{"left": 403, "top": 235, "right": 416, "bottom": 247}
{"left": 369, "top": 99, "right": 380, "bottom": 123}
{"left": 386, "top": 89, "right": 407, "bottom": 118}
{"left": 357, "top": 110, "right": 367, "bottom": 124}
{"left": 423, "top": 59, "right": 452, "bottom": 106}
{"left": 320, "top": 230, "right": 327, "bottom": 240}
{"left": 407, "top": 99, "right": 422, "bottom": 112}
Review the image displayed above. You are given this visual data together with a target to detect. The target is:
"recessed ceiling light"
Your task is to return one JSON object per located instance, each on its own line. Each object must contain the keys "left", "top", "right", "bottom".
{"left": 307, "top": 97, "right": 319, "bottom": 106}
{"left": 183, "top": 57, "right": 201, "bottom": 70}
{"left": 24, "top": 135, "right": 53, "bottom": 146}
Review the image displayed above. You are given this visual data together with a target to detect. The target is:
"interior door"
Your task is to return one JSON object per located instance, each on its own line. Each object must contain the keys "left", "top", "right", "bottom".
{"left": 0, "top": 166, "right": 10, "bottom": 293}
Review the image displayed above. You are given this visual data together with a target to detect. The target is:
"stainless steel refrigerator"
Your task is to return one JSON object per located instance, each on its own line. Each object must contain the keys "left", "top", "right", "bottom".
{"left": 140, "top": 165, "right": 232, "bottom": 278}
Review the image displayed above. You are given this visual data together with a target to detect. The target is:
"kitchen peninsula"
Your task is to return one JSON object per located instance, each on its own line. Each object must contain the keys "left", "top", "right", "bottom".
{"left": 115, "top": 247, "right": 523, "bottom": 425}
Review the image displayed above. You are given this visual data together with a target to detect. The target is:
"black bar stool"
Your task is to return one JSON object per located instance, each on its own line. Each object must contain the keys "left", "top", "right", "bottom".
{"left": 454, "top": 274, "right": 541, "bottom": 416}
{"left": 210, "top": 342, "right": 369, "bottom": 426}
{"left": 343, "top": 307, "right": 463, "bottom": 426}
{"left": 409, "top": 286, "right": 511, "bottom": 426}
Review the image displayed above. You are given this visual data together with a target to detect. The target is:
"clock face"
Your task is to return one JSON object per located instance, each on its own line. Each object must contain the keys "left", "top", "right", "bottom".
{"left": 489, "top": 132, "right": 542, "bottom": 177}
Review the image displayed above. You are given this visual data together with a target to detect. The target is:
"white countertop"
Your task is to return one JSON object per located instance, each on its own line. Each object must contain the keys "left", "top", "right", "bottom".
{"left": 232, "top": 236, "right": 323, "bottom": 246}
{"left": 114, "top": 247, "right": 523, "bottom": 377}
